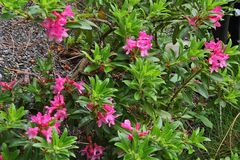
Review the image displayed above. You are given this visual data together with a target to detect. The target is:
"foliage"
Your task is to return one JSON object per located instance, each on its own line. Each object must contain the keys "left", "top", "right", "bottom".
{"left": 0, "top": 0, "right": 240, "bottom": 159}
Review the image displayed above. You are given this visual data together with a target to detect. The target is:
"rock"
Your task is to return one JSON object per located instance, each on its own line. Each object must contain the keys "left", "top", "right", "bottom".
{"left": 165, "top": 40, "right": 190, "bottom": 57}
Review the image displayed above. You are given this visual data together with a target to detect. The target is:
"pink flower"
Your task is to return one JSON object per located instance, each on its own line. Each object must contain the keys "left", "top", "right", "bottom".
{"left": 136, "top": 31, "right": 152, "bottom": 57}
{"left": 97, "top": 112, "right": 106, "bottom": 128}
{"left": 121, "top": 119, "right": 133, "bottom": 131}
{"left": 42, "top": 18, "right": 69, "bottom": 42}
{"left": 42, "top": 5, "right": 74, "bottom": 42}
{"left": 54, "top": 108, "right": 68, "bottom": 120}
{"left": 54, "top": 122, "right": 61, "bottom": 134}
{"left": 61, "top": 5, "right": 74, "bottom": 18}
{"left": 0, "top": 155, "right": 3, "bottom": 160}
{"left": 87, "top": 102, "right": 94, "bottom": 110}
{"left": 41, "top": 127, "right": 53, "bottom": 143}
{"left": 104, "top": 113, "right": 119, "bottom": 127}
{"left": 205, "top": 40, "right": 229, "bottom": 72}
{"left": 65, "top": 77, "right": 85, "bottom": 94}
{"left": 123, "top": 38, "right": 137, "bottom": 54}
{"left": 97, "top": 104, "right": 119, "bottom": 127}
{"left": 53, "top": 75, "right": 66, "bottom": 94}
{"left": 186, "top": 16, "right": 198, "bottom": 26}
{"left": 0, "top": 80, "right": 16, "bottom": 92}
{"left": 46, "top": 95, "right": 67, "bottom": 121}
{"left": 40, "top": 123, "right": 60, "bottom": 143}
{"left": 31, "top": 112, "right": 52, "bottom": 127}
{"left": 205, "top": 40, "right": 223, "bottom": 53}
{"left": 103, "top": 104, "right": 116, "bottom": 113}
{"left": 72, "top": 81, "right": 85, "bottom": 94}
{"left": 208, "top": 6, "right": 224, "bottom": 27}
{"left": 27, "top": 127, "right": 39, "bottom": 139}
{"left": 50, "top": 95, "right": 65, "bottom": 110}
{"left": 121, "top": 119, "right": 148, "bottom": 140}
{"left": 81, "top": 137, "right": 105, "bottom": 160}
{"left": 208, "top": 52, "right": 229, "bottom": 72}
{"left": 52, "top": 11, "right": 67, "bottom": 26}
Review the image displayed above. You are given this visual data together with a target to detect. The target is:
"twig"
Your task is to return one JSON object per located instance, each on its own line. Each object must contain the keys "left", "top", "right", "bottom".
{"left": 60, "top": 54, "right": 83, "bottom": 62}
{"left": 154, "top": 32, "right": 160, "bottom": 49}
{"left": 99, "top": 27, "right": 115, "bottom": 43}
{"left": 89, "top": 18, "right": 113, "bottom": 28}
{"left": 9, "top": 34, "right": 15, "bottom": 55}
{"left": 214, "top": 112, "right": 240, "bottom": 158}
{"left": 168, "top": 67, "right": 203, "bottom": 107}
{"left": 7, "top": 68, "right": 39, "bottom": 77}
{"left": 23, "top": 28, "right": 32, "bottom": 54}
{"left": 69, "top": 58, "right": 92, "bottom": 79}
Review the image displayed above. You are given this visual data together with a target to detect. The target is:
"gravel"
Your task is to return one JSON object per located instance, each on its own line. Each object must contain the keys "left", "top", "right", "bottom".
{"left": 0, "top": 18, "right": 50, "bottom": 80}
{"left": 0, "top": 17, "right": 76, "bottom": 82}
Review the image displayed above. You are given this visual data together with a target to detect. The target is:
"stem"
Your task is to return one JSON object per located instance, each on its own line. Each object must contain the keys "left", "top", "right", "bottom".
{"left": 168, "top": 67, "right": 202, "bottom": 107}
{"left": 154, "top": 32, "right": 160, "bottom": 49}
{"left": 214, "top": 112, "right": 240, "bottom": 158}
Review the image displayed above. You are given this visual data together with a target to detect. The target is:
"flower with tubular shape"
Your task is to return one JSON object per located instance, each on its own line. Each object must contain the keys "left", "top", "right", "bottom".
{"left": 123, "top": 38, "right": 137, "bottom": 55}
{"left": 121, "top": 119, "right": 148, "bottom": 140}
{"left": 97, "top": 104, "right": 119, "bottom": 127}
{"left": 205, "top": 40, "right": 229, "bottom": 73}
{"left": 186, "top": 16, "right": 198, "bottom": 27}
{"left": 123, "top": 31, "right": 152, "bottom": 57}
{"left": 42, "top": 5, "right": 74, "bottom": 42}
{"left": 0, "top": 80, "right": 16, "bottom": 92}
{"left": 53, "top": 75, "right": 66, "bottom": 95}
{"left": 208, "top": 6, "right": 224, "bottom": 27}
{"left": 27, "top": 127, "right": 39, "bottom": 139}
{"left": 27, "top": 112, "right": 60, "bottom": 143}
{"left": 137, "top": 31, "right": 153, "bottom": 57}
{"left": 81, "top": 136, "right": 105, "bottom": 160}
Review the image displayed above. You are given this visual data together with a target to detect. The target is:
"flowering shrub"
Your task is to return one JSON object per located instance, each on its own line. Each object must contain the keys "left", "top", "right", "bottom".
{"left": 1, "top": 0, "right": 240, "bottom": 159}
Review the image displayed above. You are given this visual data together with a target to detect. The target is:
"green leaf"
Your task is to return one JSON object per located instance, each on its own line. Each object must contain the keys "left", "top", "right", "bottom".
{"left": 134, "top": 92, "right": 141, "bottom": 100}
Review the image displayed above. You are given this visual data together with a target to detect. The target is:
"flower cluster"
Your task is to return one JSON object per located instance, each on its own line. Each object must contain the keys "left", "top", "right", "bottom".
{"left": 42, "top": 5, "right": 74, "bottom": 42}
{"left": 121, "top": 119, "right": 148, "bottom": 140}
{"left": 46, "top": 75, "right": 84, "bottom": 122}
{"left": 27, "top": 112, "right": 60, "bottom": 142}
{"left": 205, "top": 40, "right": 229, "bottom": 72}
{"left": 46, "top": 95, "right": 67, "bottom": 120}
{"left": 186, "top": 16, "right": 198, "bottom": 27}
{"left": 186, "top": 6, "right": 223, "bottom": 28}
{"left": 81, "top": 136, "right": 105, "bottom": 160}
{"left": 123, "top": 31, "right": 152, "bottom": 57}
{"left": 97, "top": 104, "right": 119, "bottom": 127}
{"left": 54, "top": 75, "right": 85, "bottom": 95}
{"left": 27, "top": 75, "right": 84, "bottom": 142}
{"left": 0, "top": 80, "right": 16, "bottom": 92}
{"left": 208, "top": 6, "right": 224, "bottom": 27}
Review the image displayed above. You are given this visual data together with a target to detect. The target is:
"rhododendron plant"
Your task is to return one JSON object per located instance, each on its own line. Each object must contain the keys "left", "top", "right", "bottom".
{"left": 0, "top": 80, "right": 16, "bottom": 91}
{"left": 205, "top": 40, "right": 229, "bottom": 72}
{"left": 81, "top": 136, "right": 105, "bottom": 160}
{"left": 1, "top": 1, "right": 240, "bottom": 159}
{"left": 42, "top": 5, "right": 74, "bottom": 42}
{"left": 185, "top": 6, "right": 224, "bottom": 28}
{"left": 123, "top": 31, "right": 152, "bottom": 57}
{"left": 186, "top": 16, "right": 198, "bottom": 27}
{"left": 26, "top": 127, "right": 39, "bottom": 139}
{"left": 137, "top": 31, "right": 153, "bottom": 57}
{"left": 208, "top": 6, "right": 224, "bottom": 27}
{"left": 28, "top": 112, "right": 60, "bottom": 142}
{"left": 97, "top": 104, "right": 119, "bottom": 127}
{"left": 121, "top": 119, "right": 148, "bottom": 140}
{"left": 123, "top": 38, "right": 137, "bottom": 54}
{"left": 53, "top": 75, "right": 84, "bottom": 95}
{"left": 54, "top": 75, "right": 66, "bottom": 94}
